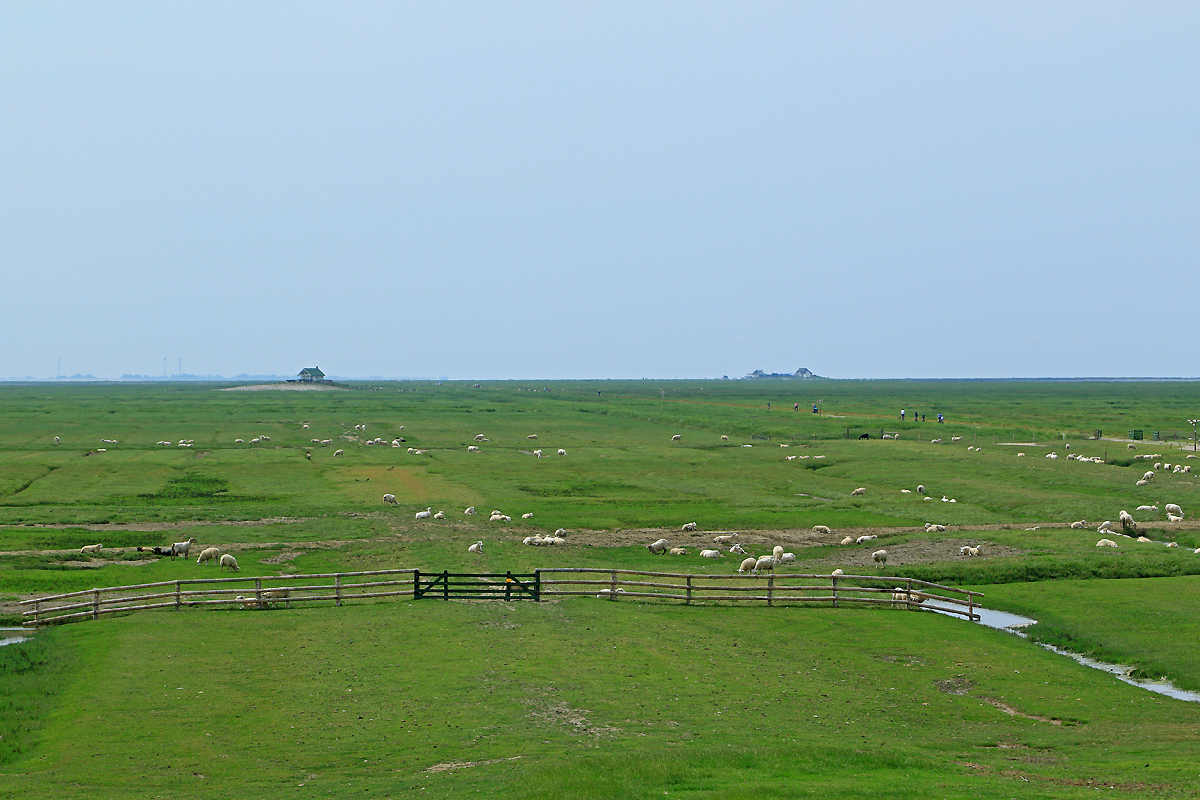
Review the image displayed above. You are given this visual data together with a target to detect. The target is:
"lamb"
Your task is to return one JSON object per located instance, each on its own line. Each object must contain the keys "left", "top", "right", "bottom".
{"left": 812, "top": 525, "right": 833, "bottom": 535}
{"left": 1137, "top": 536, "right": 1152, "bottom": 543}
{"left": 1165, "top": 503, "right": 1183, "bottom": 517}
{"left": 932, "top": 438, "right": 943, "bottom": 444}
{"left": 965, "top": 546, "right": 981, "bottom": 557}
{"left": 219, "top": 553, "right": 239, "bottom": 572}
{"left": 753, "top": 556, "right": 776, "bottom": 574}
{"left": 596, "top": 588, "right": 626, "bottom": 599}
{"left": 555, "top": 529, "right": 567, "bottom": 537}
{"left": 682, "top": 522, "right": 698, "bottom": 532}
{"left": 831, "top": 568, "right": 844, "bottom": 576}
{"left": 260, "top": 588, "right": 290, "bottom": 606}
{"left": 1168, "top": 514, "right": 1183, "bottom": 523}
{"left": 1070, "top": 520, "right": 1086, "bottom": 529}
{"left": 467, "top": 445, "right": 480, "bottom": 452}
{"left": 415, "top": 507, "right": 433, "bottom": 520}
{"left": 772, "top": 545, "right": 784, "bottom": 560}
{"left": 467, "top": 541, "right": 483, "bottom": 554}
{"left": 729, "top": 543, "right": 748, "bottom": 555}
{"left": 333, "top": 449, "right": 344, "bottom": 456}
{"left": 671, "top": 434, "right": 682, "bottom": 441}
{"left": 533, "top": 449, "right": 543, "bottom": 457}
{"left": 646, "top": 539, "right": 670, "bottom": 554}
{"left": 700, "top": 549, "right": 724, "bottom": 558}
{"left": 433, "top": 511, "right": 446, "bottom": 519}
{"left": 171, "top": 537, "right": 198, "bottom": 558}
{"left": 1136, "top": 479, "right": 1149, "bottom": 487}
{"left": 958, "top": 545, "right": 972, "bottom": 556}
{"left": 1166, "top": 542, "right": 1179, "bottom": 548}
{"left": 545, "top": 536, "right": 566, "bottom": 545}
{"left": 1096, "top": 539, "right": 1119, "bottom": 547}
{"left": 840, "top": 536, "right": 854, "bottom": 546}
{"left": 383, "top": 493, "right": 398, "bottom": 505}
{"left": 488, "top": 513, "right": 511, "bottom": 522}
{"left": 522, "top": 512, "right": 534, "bottom": 519}
{"left": 780, "top": 552, "right": 796, "bottom": 564}
{"left": 464, "top": 506, "right": 476, "bottom": 515}
{"left": 196, "top": 547, "right": 221, "bottom": 565}
{"left": 872, "top": 550, "right": 888, "bottom": 564}
{"left": 712, "top": 534, "right": 738, "bottom": 544}
{"left": 234, "top": 595, "right": 260, "bottom": 609}
{"left": 668, "top": 547, "right": 688, "bottom": 555}
{"left": 1098, "top": 520, "right": 1112, "bottom": 531}
{"left": 720, "top": 435, "right": 729, "bottom": 441}
{"left": 892, "top": 588, "right": 926, "bottom": 604}
{"left": 80, "top": 543, "right": 103, "bottom": 555}
{"left": 925, "top": 523, "right": 946, "bottom": 533}
{"left": 856, "top": 535, "right": 877, "bottom": 544}
{"left": 1136, "top": 505, "right": 1158, "bottom": 513}
{"left": 850, "top": 487, "right": 866, "bottom": 496}
{"left": 737, "top": 557, "right": 758, "bottom": 574}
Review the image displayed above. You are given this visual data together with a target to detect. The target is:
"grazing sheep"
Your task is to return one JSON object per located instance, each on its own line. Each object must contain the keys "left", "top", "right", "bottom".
{"left": 1098, "top": 520, "right": 1112, "bottom": 531}
{"left": 700, "top": 549, "right": 724, "bottom": 558}
{"left": 812, "top": 525, "right": 833, "bottom": 535}
{"left": 1096, "top": 539, "right": 1119, "bottom": 547}
{"left": 720, "top": 435, "right": 729, "bottom": 441}
{"left": 1166, "top": 503, "right": 1183, "bottom": 517}
{"left": 965, "top": 546, "right": 981, "bottom": 557}
{"left": 916, "top": 485, "right": 925, "bottom": 494}
{"left": 737, "top": 557, "right": 758, "bottom": 574}
{"left": 850, "top": 487, "right": 866, "bottom": 496}
{"left": 53, "top": 436, "right": 60, "bottom": 443}
{"left": 522, "top": 512, "right": 534, "bottom": 519}
{"left": 196, "top": 547, "right": 221, "bottom": 565}
{"left": 433, "top": 511, "right": 446, "bottom": 519}
{"left": 753, "top": 556, "right": 776, "bottom": 574}
{"left": 533, "top": 449, "right": 543, "bottom": 457}
{"left": 729, "top": 543, "right": 748, "bottom": 555}
{"left": 925, "top": 523, "right": 946, "bottom": 533}
{"left": 1168, "top": 514, "right": 1183, "bottom": 522}
{"left": 1136, "top": 505, "right": 1158, "bottom": 513}
{"left": 682, "top": 522, "right": 698, "bottom": 532}
{"left": 80, "top": 543, "right": 103, "bottom": 555}
{"left": 527, "top": 434, "right": 538, "bottom": 440}
{"left": 872, "top": 550, "right": 888, "bottom": 564}
{"left": 383, "top": 493, "right": 398, "bottom": 505}
{"left": 840, "top": 536, "right": 854, "bottom": 546}
{"left": 1128, "top": 443, "right": 1137, "bottom": 450}
{"left": 900, "top": 488, "right": 911, "bottom": 493}
{"left": 856, "top": 535, "right": 877, "bottom": 544}
{"left": 831, "top": 568, "right": 844, "bottom": 576}
{"left": 671, "top": 434, "right": 682, "bottom": 441}
{"left": 772, "top": 545, "right": 784, "bottom": 560}
{"left": 646, "top": 538, "right": 670, "bottom": 554}
{"left": 415, "top": 507, "right": 433, "bottom": 520}
{"left": 464, "top": 506, "right": 476, "bottom": 515}
{"left": 467, "top": 541, "right": 483, "bottom": 554}
{"left": 474, "top": 434, "right": 486, "bottom": 441}
{"left": 713, "top": 534, "right": 739, "bottom": 544}
{"left": 334, "top": 449, "right": 344, "bottom": 456}
{"left": 951, "top": 436, "right": 963, "bottom": 442}
{"left": 171, "top": 537, "right": 198, "bottom": 558}
{"left": 1119, "top": 510, "right": 1137, "bottom": 533}
{"left": 467, "top": 445, "right": 480, "bottom": 453}
{"left": 780, "top": 552, "right": 796, "bottom": 564}
{"left": 557, "top": 449, "right": 567, "bottom": 456}
{"left": 668, "top": 547, "right": 688, "bottom": 555}
{"left": 234, "top": 595, "right": 259, "bottom": 610}
{"left": 219, "top": 553, "right": 239, "bottom": 572}
{"left": 1143, "top": 471, "right": 1156, "bottom": 481}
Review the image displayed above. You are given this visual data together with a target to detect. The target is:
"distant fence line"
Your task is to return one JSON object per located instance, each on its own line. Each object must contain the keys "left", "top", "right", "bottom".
{"left": 21, "top": 568, "right": 981, "bottom": 628}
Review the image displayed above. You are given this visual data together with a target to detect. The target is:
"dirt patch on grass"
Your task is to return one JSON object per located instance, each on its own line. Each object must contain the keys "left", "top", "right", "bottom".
{"left": 7, "top": 517, "right": 308, "bottom": 533}
{"left": 425, "top": 756, "right": 522, "bottom": 773}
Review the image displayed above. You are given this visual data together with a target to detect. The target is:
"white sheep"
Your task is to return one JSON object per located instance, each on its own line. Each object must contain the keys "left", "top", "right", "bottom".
{"left": 965, "top": 546, "right": 980, "bottom": 557}
{"left": 812, "top": 525, "right": 833, "bottom": 535}
{"left": 753, "top": 556, "right": 776, "bottom": 574}
{"left": 1046, "top": 452, "right": 1058, "bottom": 459}
{"left": 1137, "top": 535, "right": 1153, "bottom": 543}
{"left": 474, "top": 434, "right": 486, "bottom": 441}
{"left": 737, "top": 557, "right": 758, "bottom": 573}
{"left": 233, "top": 595, "right": 259, "bottom": 609}
{"left": 1098, "top": 520, "right": 1112, "bottom": 531}
{"left": 1168, "top": 514, "right": 1183, "bottom": 523}
{"left": 171, "top": 537, "right": 198, "bottom": 558}
{"left": 671, "top": 434, "right": 682, "bottom": 441}
{"left": 850, "top": 487, "right": 866, "bottom": 496}
{"left": 468, "top": 541, "right": 483, "bottom": 554}
{"left": 433, "top": 511, "right": 446, "bottom": 519}
{"left": 682, "top": 522, "right": 698, "bottom": 532}
{"left": 1166, "top": 542, "right": 1179, "bottom": 548}
{"left": 916, "top": 485, "right": 925, "bottom": 494}
{"left": 545, "top": 536, "right": 565, "bottom": 545}
{"left": 528, "top": 434, "right": 538, "bottom": 440}
{"left": 334, "top": 449, "right": 344, "bottom": 456}
{"left": 196, "top": 547, "right": 220, "bottom": 565}
{"left": 925, "top": 523, "right": 946, "bottom": 532}
{"left": 1142, "top": 471, "right": 1156, "bottom": 481}
{"left": 557, "top": 449, "right": 567, "bottom": 456}
{"left": 1136, "top": 505, "right": 1158, "bottom": 513}
{"left": 522, "top": 536, "right": 542, "bottom": 546}
{"left": 772, "top": 545, "right": 784, "bottom": 560}
{"left": 831, "top": 568, "right": 844, "bottom": 576}
{"left": 415, "top": 507, "right": 433, "bottom": 520}
{"left": 647, "top": 539, "right": 670, "bottom": 554}
{"left": 669, "top": 547, "right": 688, "bottom": 555}
{"left": 555, "top": 529, "right": 567, "bottom": 537}
{"left": 220, "top": 553, "right": 239, "bottom": 572}
{"left": 700, "top": 549, "right": 724, "bottom": 558}
{"left": 780, "top": 552, "right": 796, "bottom": 564}
{"left": 1128, "top": 443, "right": 1137, "bottom": 450}
{"left": 522, "top": 512, "right": 534, "bottom": 519}
{"left": 872, "top": 550, "right": 888, "bottom": 564}
{"left": 951, "top": 436, "right": 962, "bottom": 442}
{"left": 383, "top": 493, "right": 398, "bottom": 505}
{"left": 1119, "top": 510, "right": 1136, "bottom": 533}
{"left": 533, "top": 449, "right": 543, "bottom": 457}
{"left": 1136, "top": 479, "right": 1149, "bottom": 487}
{"left": 464, "top": 506, "right": 476, "bottom": 515}
{"left": 1096, "top": 538, "right": 1118, "bottom": 547}
{"left": 840, "top": 536, "right": 854, "bottom": 546}
{"left": 467, "top": 445, "right": 480, "bottom": 453}
{"left": 856, "top": 535, "right": 877, "bottom": 544}
{"left": 729, "top": 543, "right": 748, "bottom": 555}
{"left": 1070, "top": 520, "right": 1085, "bottom": 529}
{"left": 1166, "top": 503, "right": 1183, "bottom": 517}
{"left": 713, "top": 534, "right": 738, "bottom": 544}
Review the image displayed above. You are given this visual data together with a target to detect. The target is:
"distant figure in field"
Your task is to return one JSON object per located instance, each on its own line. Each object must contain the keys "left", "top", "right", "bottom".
{"left": 813, "top": 404, "right": 818, "bottom": 414}
{"left": 922, "top": 414, "right": 925, "bottom": 422}
{"left": 794, "top": 403, "right": 799, "bottom": 411}
{"left": 938, "top": 413, "right": 944, "bottom": 423}
{"left": 900, "top": 409, "right": 905, "bottom": 420}
{"left": 767, "top": 402, "right": 771, "bottom": 410}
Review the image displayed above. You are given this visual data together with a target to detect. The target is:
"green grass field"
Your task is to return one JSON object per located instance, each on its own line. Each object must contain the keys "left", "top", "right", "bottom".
{"left": 1, "top": 379, "right": 1199, "bottom": 798}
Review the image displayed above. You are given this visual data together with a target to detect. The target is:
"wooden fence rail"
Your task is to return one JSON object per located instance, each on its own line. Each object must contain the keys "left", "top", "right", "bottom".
{"left": 21, "top": 567, "right": 979, "bottom": 627}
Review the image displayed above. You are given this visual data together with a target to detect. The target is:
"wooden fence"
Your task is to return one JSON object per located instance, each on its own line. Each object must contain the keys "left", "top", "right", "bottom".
{"left": 21, "top": 568, "right": 979, "bottom": 627}
{"left": 537, "top": 568, "right": 982, "bottom": 619}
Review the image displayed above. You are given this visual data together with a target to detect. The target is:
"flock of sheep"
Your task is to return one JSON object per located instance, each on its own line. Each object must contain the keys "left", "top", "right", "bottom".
{"left": 80, "top": 536, "right": 243, "bottom": 572}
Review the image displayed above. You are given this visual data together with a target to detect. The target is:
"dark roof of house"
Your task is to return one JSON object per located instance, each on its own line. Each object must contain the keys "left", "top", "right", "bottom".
{"left": 299, "top": 367, "right": 325, "bottom": 378}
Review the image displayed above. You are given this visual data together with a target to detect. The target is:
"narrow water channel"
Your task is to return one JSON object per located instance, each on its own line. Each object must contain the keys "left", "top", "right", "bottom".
{"left": 936, "top": 604, "right": 1200, "bottom": 703}
{"left": 0, "top": 627, "right": 28, "bottom": 647}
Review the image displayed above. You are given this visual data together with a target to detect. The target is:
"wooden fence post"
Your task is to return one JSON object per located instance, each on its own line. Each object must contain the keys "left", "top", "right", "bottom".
{"left": 968, "top": 591, "right": 975, "bottom": 620}
{"left": 831, "top": 576, "right": 838, "bottom": 608}
{"left": 335, "top": 576, "right": 342, "bottom": 607}
{"left": 255, "top": 578, "right": 262, "bottom": 608}
{"left": 686, "top": 575, "right": 692, "bottom": 605}
{"left": 534, "top": 570, "right": 541, "bottom": 602}
{"left": 32, "top": 598, "right": 40, "bottom": 627}
{"left": 413, "top": 569, "right": 420, "bottom": 600}
{"left": 175, "top": 581, "right": 181, "bottom": 610}
{"left": 93, "top": 589, "right": 100, "bottom": 621}
{"left": 505, "top": 571, "right": 512, "bottom": 602}
{"left": 442, "top": 571, "right": 449, "bottom": 601}
{"left": 767, "top": 575, "right": 774, "bottom": 607}
{"left": 610, "top": 569, "right": 617, "bottom": 599}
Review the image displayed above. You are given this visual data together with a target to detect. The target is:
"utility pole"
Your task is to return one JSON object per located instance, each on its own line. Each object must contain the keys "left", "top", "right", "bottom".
{"left": 1190, "top": 419, "right": 1198, "bottom": 452}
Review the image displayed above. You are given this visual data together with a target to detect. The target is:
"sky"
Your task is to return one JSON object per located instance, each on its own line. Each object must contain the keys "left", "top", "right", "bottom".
{"left": 2, "top": 3, "right": 1197, "bottom": 380}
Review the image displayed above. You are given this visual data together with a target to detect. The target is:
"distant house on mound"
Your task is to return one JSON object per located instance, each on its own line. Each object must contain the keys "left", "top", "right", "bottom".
{"left": 745, "top": 368, "right": 821, "bottom": 379}
{"left": 298, "top": 367, "right": 326, "bottom": 383}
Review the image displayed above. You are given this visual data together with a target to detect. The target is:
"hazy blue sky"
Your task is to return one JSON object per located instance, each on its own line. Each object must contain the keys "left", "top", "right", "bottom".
{"left": 2, "top": 3, "right": 1196, "bottom": 380}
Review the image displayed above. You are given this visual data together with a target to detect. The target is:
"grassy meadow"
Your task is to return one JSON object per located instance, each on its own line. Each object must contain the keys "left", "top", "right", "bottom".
{"left": 1, "top": 379, "right": 1199, "bottom": 798}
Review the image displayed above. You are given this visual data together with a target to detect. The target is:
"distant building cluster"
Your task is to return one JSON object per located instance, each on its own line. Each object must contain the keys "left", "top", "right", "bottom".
{"left": 745, "top": 368, "right": 820, "bottom": 379}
